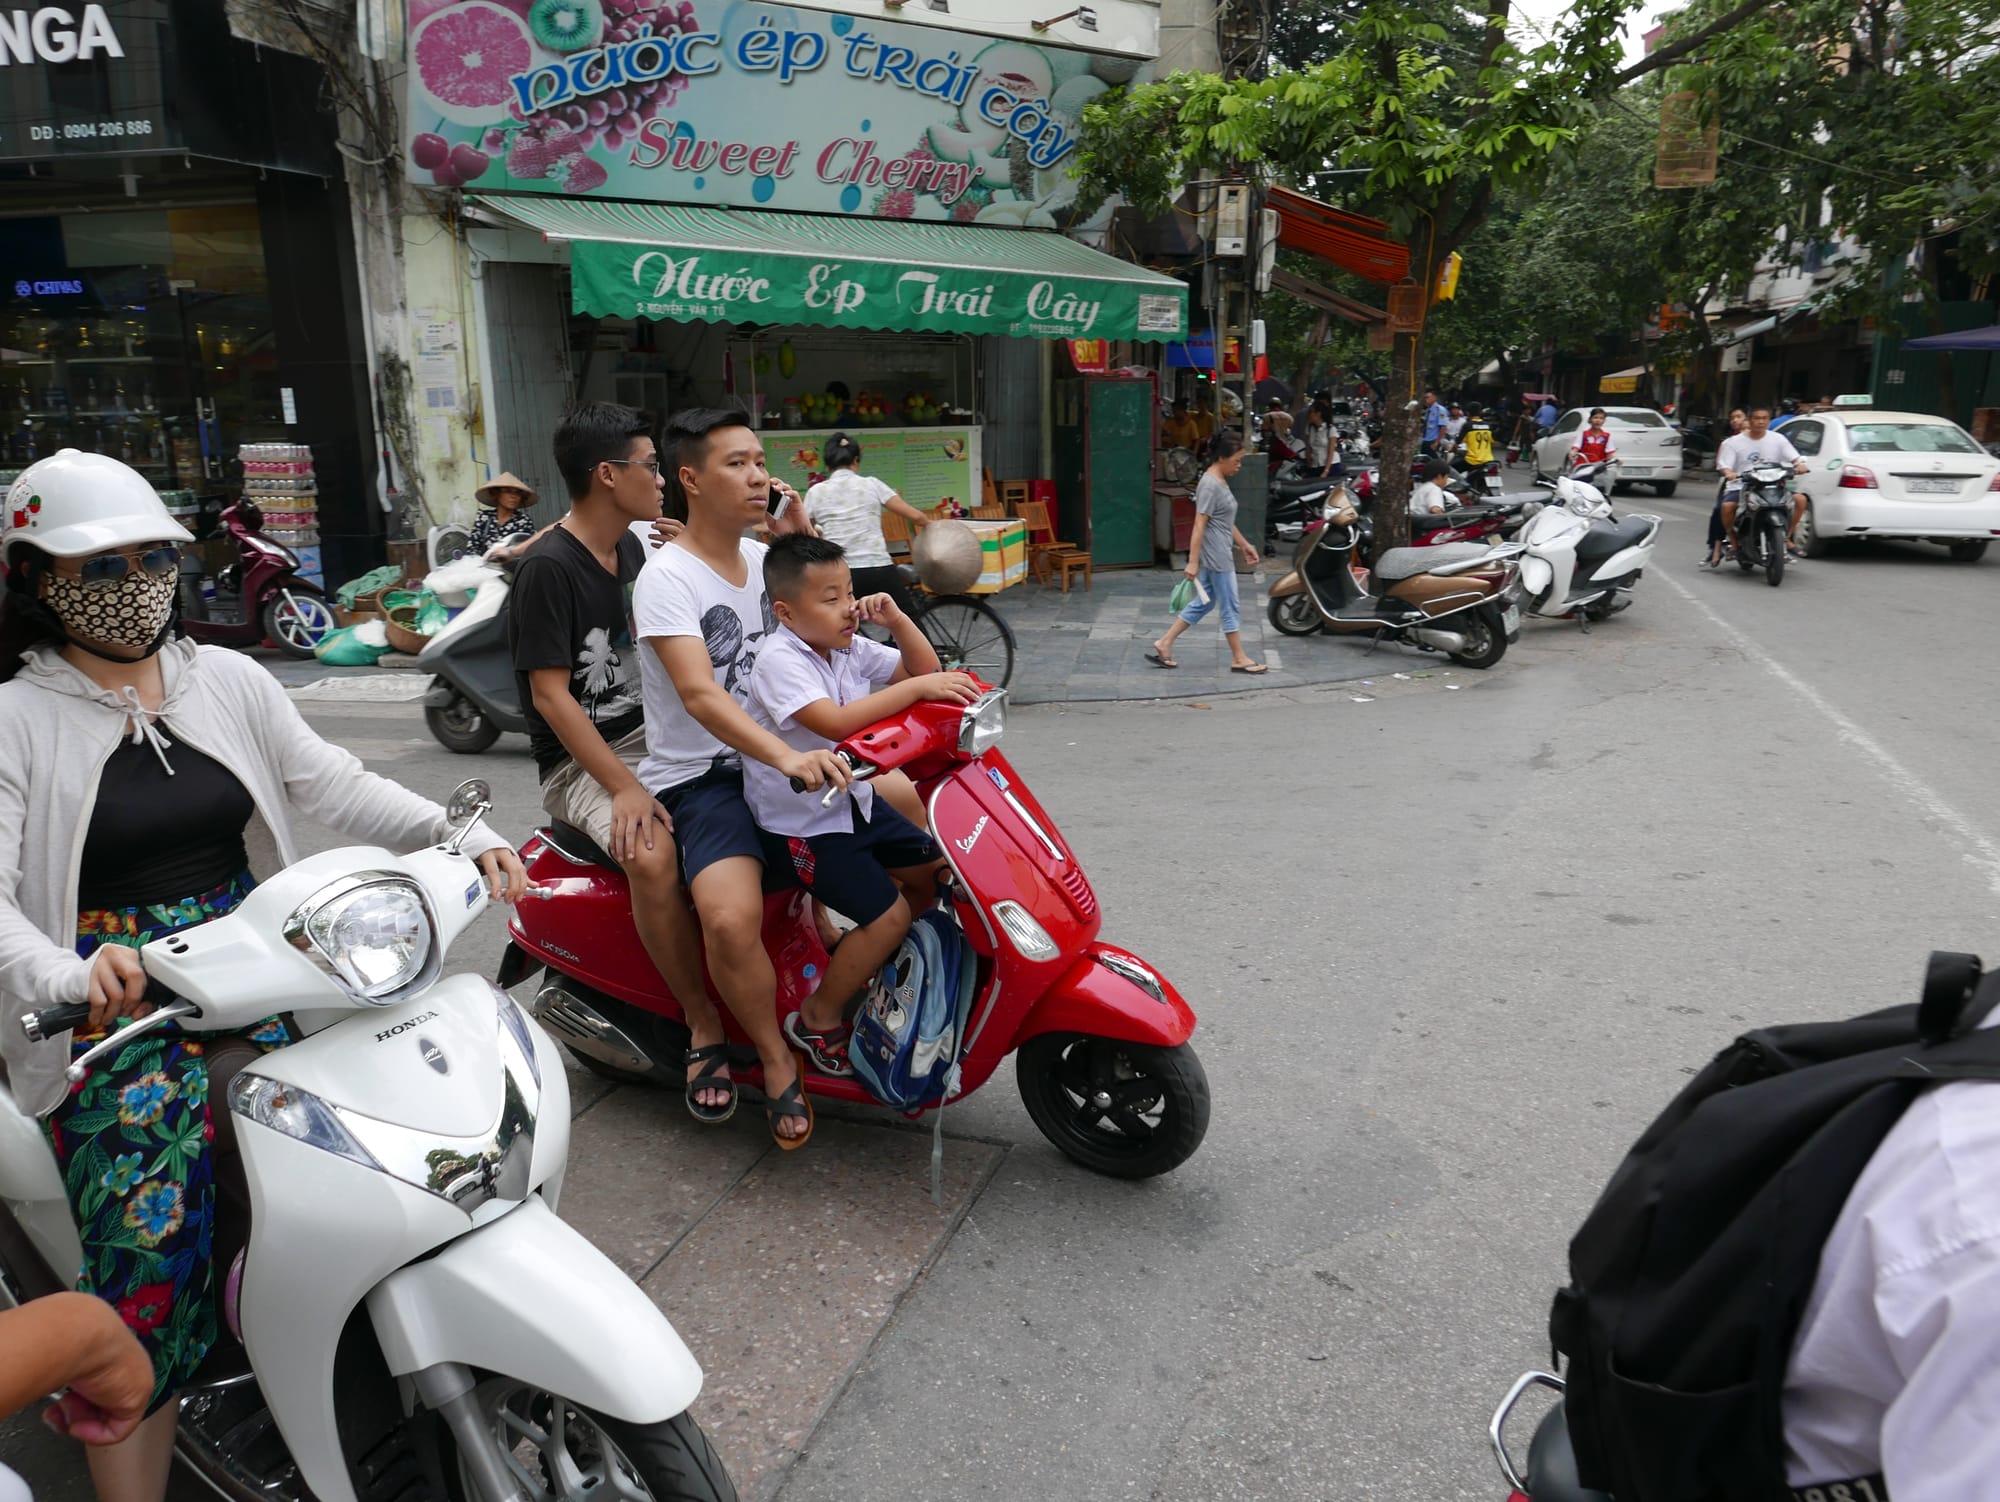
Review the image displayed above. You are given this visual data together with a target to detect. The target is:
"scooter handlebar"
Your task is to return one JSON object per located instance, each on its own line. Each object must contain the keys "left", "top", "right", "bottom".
{"left": 22, "top": 980, "right": 181, "bottom": 1043}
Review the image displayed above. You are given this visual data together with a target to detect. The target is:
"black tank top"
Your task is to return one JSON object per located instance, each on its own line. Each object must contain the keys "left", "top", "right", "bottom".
{"left": 77, "top": 728, "right": 256, "bottom": 909}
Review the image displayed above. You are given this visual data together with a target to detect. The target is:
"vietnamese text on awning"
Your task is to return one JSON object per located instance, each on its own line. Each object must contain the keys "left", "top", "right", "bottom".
{"left": 474, "top": 196, "right": 1189, "bottom": 342}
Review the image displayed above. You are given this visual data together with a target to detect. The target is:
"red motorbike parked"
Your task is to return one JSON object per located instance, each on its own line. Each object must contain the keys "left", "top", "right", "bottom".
{"left": 499, "top": 689, "right": 1212, "bottom": 1178}
{"left": 180, "top": 501, "right": 336, "bottom": 658}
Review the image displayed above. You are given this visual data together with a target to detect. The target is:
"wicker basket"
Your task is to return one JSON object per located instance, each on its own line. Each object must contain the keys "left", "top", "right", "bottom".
{"left": 383, "top": 606, "right": 431, "bottom": 657}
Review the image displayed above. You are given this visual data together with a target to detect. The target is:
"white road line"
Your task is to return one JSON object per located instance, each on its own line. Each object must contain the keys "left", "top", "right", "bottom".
{"left": 1656, "top": 567, "right": 2000, "bottom": 903}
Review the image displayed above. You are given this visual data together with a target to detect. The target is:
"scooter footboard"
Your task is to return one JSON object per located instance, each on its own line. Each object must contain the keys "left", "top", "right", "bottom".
{"left": 1016, "top": 944, "right": 1196, "bottom": 1051}
{"left": 366, "top": 1195, "right": 702, "bottom": 1425}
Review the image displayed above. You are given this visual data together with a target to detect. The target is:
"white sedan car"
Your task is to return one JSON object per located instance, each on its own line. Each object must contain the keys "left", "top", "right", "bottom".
{"left": 1789, "top": 410, "right": 2000, "bottom": 561}
{"left": 1530, "top": 407, "right": 1686, "bottom": 496}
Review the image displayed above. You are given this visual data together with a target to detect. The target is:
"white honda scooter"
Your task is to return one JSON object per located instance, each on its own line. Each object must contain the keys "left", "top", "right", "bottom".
{"left": 1514, "top": 461, "right": 1661, "bottom": 627}
{"left": 0, "top": 782, "right": 734, "bottom": 1502}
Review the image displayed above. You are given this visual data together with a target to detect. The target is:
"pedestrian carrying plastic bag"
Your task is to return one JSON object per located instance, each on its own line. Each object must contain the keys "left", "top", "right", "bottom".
{"left": 1167, "top": 575, "right": 1210, "bottom": 615}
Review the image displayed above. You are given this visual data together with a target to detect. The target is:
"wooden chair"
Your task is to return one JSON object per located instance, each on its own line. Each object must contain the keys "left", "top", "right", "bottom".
{"left": 998, "top": 480, "right": 1031, "bottom": 513}
{"left": 1017, "top": 499, "right": 1080, "bottom": 587}
{"left": 1056, "top": 549, "right": 1093, "bottom": 593}
{"left": 982, "top": 469, "right": 1002, "bottom": 512}
{"left": 879, "top": 510, "right": 913, "bottom": 557}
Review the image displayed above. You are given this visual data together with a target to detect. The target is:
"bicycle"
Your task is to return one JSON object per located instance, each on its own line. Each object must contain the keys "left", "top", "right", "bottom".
{"left": 862, "top": 564, "right": 1016, "bottom": 689}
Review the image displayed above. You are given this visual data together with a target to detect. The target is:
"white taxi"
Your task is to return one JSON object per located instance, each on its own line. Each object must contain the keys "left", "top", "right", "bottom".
{"left": 1789, "top": 409, "right": 2000, "bottom": 561}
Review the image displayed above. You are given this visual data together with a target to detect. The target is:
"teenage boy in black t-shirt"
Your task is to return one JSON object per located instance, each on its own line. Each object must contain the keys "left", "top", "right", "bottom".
{"left": 508, "top": 402, "right": 722, "bottom": 1114}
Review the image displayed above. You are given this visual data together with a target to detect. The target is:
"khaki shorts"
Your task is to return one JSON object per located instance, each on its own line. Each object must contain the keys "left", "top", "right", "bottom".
{"left": 541, "top": 723, "right": 650, "bottom": 854}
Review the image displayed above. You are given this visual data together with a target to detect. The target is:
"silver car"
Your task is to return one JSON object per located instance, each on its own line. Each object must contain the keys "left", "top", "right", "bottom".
{"left": 1531, "top": 406, "right": 1686, "bottom": 496}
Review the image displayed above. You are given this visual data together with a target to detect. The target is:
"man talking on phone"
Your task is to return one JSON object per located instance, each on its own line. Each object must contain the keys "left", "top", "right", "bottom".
{"left": 508, "top": 403, "right": 725, "bottom": 1112}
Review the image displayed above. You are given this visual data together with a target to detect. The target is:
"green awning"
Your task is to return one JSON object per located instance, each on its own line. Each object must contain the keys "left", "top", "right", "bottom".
{"left": 471, "top": 196, "right": 1188, "bottom": 343}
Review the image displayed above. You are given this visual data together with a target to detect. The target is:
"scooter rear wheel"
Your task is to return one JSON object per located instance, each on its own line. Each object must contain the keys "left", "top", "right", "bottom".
{"left": 1016, "top": 1034, "right": 1210, "bottom": 1179}
{"left": 1268, "top": 592, "right": 1323, "bottom": 637}
{"left": 262, "top": 591, "right": 336, "bottom": 659}
{"left": 426, "top": 693, "right": 501, "bottom": 754}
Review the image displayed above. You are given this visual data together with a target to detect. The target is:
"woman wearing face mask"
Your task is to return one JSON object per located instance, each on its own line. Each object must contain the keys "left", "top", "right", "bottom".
{"left": 0, "top": 450, "right": 528, "bottom": 1502}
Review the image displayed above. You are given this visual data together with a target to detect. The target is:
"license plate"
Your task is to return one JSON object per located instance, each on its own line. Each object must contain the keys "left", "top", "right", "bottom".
{"left": 1502, "top": 605, "right": 1521, "bottom": 635}
{"left": 1904, "top": 477, "right": 1961, "bottom": 495}
{"left": 1623, "top": 466, "right": 1651, "bottom": 476}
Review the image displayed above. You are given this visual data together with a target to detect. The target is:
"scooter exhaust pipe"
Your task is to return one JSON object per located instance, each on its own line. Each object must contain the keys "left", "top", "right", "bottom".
{"left": 1408, "top": 626, "right": 1469, "bottom": 653}
{"left": 534, "top": 982, "right": 657, "bottom": 1076}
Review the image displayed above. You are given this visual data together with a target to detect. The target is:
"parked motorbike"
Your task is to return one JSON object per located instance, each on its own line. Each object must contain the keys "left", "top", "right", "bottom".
{"left": 178, "top": 502, "right": 336, "bottom": 659}
{"left": 501, "top": 690, "right": 1212, "bottom": 1180}
{"left": 1268, "top": 470, "right": 1343, "bottom": 543}
{"left": 419, "top": 554, "right": 528, "bottom": 753}
{"left": 1731, "top": 462, "right": 1795, "bottom": 587}
{"left": 1514, "top": 464, "right": 1661, "bottom": 625}
{"left": 1266, "top": 495, "right": 1524, "bottom": 668}
{"left": 0, "top": 781, "right": 735, "bottom": 1502}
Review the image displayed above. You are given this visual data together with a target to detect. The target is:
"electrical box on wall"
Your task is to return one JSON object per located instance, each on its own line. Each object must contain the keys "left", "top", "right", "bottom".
{"left": 1212, "top": 184, "right": 1249, "bottom": 257}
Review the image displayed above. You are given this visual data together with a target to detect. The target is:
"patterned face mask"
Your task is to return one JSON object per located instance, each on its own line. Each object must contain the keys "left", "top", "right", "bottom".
{"left": 40, "top": 564, "right": 179, "bottom": 652}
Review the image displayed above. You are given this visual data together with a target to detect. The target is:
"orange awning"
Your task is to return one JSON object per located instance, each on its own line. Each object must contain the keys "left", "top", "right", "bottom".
{"left": 1268, "top": 186, "right": 1412, "bottom": 285}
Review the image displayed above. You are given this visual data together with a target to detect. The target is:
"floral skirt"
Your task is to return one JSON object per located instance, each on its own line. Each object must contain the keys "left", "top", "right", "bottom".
{"left": 43, "top": 871, "right": 288, "bottom": 1413}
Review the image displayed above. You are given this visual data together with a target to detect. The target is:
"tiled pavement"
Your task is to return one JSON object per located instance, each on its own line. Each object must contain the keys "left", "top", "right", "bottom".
{"left": 995, "top": 563, "right": 1377, "bottom": 706}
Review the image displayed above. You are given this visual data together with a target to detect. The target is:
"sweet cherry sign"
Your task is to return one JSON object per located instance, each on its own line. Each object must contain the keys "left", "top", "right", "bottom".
{"left": 402, "top": 0, "right": 1147, "bottom": 226}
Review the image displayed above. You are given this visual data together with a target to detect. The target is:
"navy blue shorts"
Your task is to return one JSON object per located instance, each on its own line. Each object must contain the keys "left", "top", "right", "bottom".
{"left": 761, "top": 801, "right": 939, "bottom": 926}
{"left": 654, "top": 764, "right": 766, "bottom": 886}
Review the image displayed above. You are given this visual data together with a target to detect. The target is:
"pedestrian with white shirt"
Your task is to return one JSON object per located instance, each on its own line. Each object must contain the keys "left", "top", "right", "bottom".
{"left": 744, "top": 535, "right": 979, "bottom": 1077}
{"left": 803, "top": 433, "right": 935, "bottom": 616}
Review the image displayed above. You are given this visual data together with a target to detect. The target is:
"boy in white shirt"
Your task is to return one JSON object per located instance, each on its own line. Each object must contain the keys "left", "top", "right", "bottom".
{"left": 1410, "top": 458, "right": 1452, "bottom": 516}
{"left": 746, "top": 534, "right": 981, "bottom": 1076}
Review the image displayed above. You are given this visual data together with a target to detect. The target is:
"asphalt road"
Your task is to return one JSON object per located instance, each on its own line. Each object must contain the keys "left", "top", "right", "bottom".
{"left": 7, "top": 502, "right": 1998, "bottom": 1500}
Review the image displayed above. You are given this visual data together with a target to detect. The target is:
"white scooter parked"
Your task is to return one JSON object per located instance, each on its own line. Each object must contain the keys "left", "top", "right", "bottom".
{"left": 0, "top": 781, "right": 735, "bottom": 1502}
{"left": 1514, "top": 461, "right": 1661, "bottom": 627}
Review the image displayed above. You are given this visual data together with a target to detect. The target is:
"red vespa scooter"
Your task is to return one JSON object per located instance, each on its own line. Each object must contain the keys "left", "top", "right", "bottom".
{"left": 180, "top": 501, "right": 336, "bottom": 659}
{"left": 499, "top": 689, "right": 1212, "bottom": 1179}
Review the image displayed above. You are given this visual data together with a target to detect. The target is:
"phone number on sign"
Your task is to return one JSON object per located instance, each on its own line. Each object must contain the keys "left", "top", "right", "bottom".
{"left": 29, "top": 118, "right": 157, "bottom": 142}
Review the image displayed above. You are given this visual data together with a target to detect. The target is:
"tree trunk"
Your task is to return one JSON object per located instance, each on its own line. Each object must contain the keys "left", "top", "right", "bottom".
{"left": 1372, "top": 328, "right": 1424, "bottom": 562}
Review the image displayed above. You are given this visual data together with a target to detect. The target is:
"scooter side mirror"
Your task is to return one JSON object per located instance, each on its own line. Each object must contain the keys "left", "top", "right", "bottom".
{"left": 445, "top": 779, "right": 493, "bottom": 854}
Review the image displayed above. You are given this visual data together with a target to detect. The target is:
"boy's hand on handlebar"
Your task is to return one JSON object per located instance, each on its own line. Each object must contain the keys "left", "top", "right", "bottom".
{"left": 609, "top": 788, "right": 669, "bottom": 865}
{"left": 855, "top": 593, "right": 904, "bottom": 627}
{"left": 85, "top": 947, "right": 150, "bottom": 1031}
{"left": 780, "top": 749, "right": 852, "bottom": 793}
{"left": 476, "top": 848, "right": 529, "bottom": 905}
{"left": 913, "top": 671, "right": 983, "bottom": 705}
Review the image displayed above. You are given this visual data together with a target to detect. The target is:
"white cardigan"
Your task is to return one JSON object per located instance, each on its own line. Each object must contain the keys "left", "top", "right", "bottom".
{"left": 0, "top": 640, "right": 510, "bottom": 1117}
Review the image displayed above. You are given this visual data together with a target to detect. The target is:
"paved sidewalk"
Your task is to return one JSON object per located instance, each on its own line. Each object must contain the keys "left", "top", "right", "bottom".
{"left": 977, "top": 564, "right": 1380, "bottom": 705}
{"left": 262, "top": 566, "right": 1408, "bottom": 706}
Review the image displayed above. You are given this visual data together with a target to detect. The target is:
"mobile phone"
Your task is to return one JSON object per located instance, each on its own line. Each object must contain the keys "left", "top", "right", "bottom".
{"left": 767, "top": 487, "right": 790, "bottom": 521}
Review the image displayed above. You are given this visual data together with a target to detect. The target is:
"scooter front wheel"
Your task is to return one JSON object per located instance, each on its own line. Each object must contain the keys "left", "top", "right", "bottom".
{"left": 1016, "top": 1034, "right": 1210, "bottom": 1179}
{"left": 450, "top": 1378, "right": 736, "bottom": 1502}
{"left": 1268, "top": 592, "right": 1323, "bottom": 637}
{"left": 262, "top": 591, "right": 336, "bottom": 658}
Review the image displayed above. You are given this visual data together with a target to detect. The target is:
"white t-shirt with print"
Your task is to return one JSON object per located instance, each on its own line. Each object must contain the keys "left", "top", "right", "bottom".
{"left": 804, "top": 468, "right": 896, "bottom": 568}
{"left": 632, "top": 537, "right": 775, "bottom": 794}
{"left": 1716, "top": 431, "right": 1801, "bottom": 494}
{"left": 743, "top": 624, "right": 903, "bottom": 838}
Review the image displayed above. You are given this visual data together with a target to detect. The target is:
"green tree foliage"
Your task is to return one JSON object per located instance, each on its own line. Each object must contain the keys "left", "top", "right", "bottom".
{"left": 1072, "top": 0, "right": 1654, "bottom": 543}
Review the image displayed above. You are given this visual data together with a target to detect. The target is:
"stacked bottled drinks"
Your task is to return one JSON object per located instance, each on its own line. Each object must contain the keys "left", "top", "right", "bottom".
{"left": 238, "top": 442, "right": 322, "bottom": 583}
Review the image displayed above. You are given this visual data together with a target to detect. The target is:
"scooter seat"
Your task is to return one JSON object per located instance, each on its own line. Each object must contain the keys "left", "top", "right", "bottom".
{"left": 546, "top": 820, "right": 621, "bottom": 873}
{"left": 1574, "top": 514, "right": 1654, "bottom": 563}
{"left": 1271, "top": 475, "right": 1337, "bottom": 500}
{"left": 1524, "top": 1404, "right": 1613, "bottom": 1502}
{"left": 1373, "top": 542, "right": 1492, "bottom": 581}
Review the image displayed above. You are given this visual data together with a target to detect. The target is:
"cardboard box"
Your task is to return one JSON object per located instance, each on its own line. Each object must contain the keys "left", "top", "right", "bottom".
{"left": 964, "top": 518, "right": 1027, "bottom": 594}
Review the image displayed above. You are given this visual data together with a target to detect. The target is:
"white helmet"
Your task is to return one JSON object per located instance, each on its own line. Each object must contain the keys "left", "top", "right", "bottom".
{"left": 3, "top": 450, "right": 194, "bottom": 562}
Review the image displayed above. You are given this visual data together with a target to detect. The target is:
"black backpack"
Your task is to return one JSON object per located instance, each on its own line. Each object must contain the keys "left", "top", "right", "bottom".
{"left": 1551, "top": 953, "right": 2000, "bottom": 1502}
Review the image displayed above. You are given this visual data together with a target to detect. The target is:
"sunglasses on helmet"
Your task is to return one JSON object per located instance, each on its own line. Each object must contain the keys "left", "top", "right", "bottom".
{"left": 71, "top": 546, "right": 182, "bottom": 587}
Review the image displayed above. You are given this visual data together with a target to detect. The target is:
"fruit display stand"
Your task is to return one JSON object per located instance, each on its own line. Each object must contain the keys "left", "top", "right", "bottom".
{"left": 765, "top": 425, "right": 985, "bottom": 520}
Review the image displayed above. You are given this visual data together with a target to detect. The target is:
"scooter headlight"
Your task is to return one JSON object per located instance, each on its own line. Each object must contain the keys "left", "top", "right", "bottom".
{"left": 228, "top": 1074, "right": 383, "bottom": 1171}
{"left": 993, "top": 900, "right": 1061, "bottom": 961}
{"left": 285, "top": 874, "right": 439, "bottom": 1004}
{"left": 959, "top": 690, "right": 1008, "bottom": 758}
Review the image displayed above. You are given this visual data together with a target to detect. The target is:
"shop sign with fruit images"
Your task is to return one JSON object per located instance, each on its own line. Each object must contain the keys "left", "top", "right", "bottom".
{"left": 402, "top": 0, "right": 1148, "bottom": 226}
